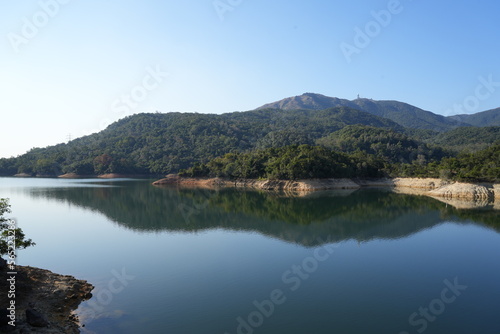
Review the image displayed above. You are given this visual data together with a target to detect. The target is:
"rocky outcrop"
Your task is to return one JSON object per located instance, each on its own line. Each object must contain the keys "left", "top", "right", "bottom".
{"left": 153, "top": 175, "right": 454, "bottom": 192}
{"left": 357, "top": 178, "right": 451, "bottom": 193}
{"left": 392, "top": 178, "right": 451, "bottom": 190}
{"left": 153, "top": 175, "right": 499, "bottom": 209}
{"left": 429, "top": 196, "right": 495, "bottom": 210}
{"left": 153, "top": 175, "right": 361, "bottom": 191}
{"left": 0, "top": 262, "right": 93, "bottom": 333}
{"left": 428, "top": 182, "right": 495, "bottom": 200}
{"left": 234, "top": 178, "right": 361, "bottom": 191}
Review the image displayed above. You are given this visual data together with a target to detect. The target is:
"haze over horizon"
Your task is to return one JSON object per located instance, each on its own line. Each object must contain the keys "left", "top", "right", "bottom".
{"left": 2, "top": 0, "right": 500, "bottom": 158}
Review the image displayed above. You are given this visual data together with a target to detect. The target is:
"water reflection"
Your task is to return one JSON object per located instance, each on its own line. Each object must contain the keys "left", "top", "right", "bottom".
{"left": 28, "top": 180, "right": 499, "bottom": 246}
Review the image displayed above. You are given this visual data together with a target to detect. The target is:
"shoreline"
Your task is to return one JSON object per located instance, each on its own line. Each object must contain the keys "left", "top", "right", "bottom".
{"left": 8, "top": 173, "right": 156, "bottom": 179}
{"left": 153, "top": 175, "right": 499, "bottom": 209}
{"left": 1, "top": 259, "right": 93, "bottom": 333}
{"left": 59, "top": 173, "right": 154, "bottom": 179}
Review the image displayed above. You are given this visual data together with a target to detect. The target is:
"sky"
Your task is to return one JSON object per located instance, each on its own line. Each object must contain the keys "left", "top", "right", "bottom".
{"left": 1, "top": 0, "right": 500, "bottom": 158}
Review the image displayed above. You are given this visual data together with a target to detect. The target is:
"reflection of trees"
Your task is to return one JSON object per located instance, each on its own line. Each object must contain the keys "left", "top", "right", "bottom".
{"left": 29, "top": 181, "right": 499, "bottom": 247}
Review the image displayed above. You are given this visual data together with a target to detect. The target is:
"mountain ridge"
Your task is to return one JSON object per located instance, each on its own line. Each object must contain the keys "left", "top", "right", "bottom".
{"left": 448, "top": 107, "right": 500, "bottom": 127}
{"left": 256, "top": 93, "right": 499, "bottom": 131}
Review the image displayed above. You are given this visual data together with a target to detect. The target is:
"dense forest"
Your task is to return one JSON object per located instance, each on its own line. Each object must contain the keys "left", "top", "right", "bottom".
{"left": 316, "top": 125, "right": 449, "bottom": 163}
{"left": 0, "top": 108, "right": 401, "bottom": 176}
{"left": 179, "top": 143, "right": 499, "bottom": 182}
{"left": 179, "top": 145, "right": 384, "bottom": 179}
{"left": 0, "top": 107, "right": 498, "bottom": 181}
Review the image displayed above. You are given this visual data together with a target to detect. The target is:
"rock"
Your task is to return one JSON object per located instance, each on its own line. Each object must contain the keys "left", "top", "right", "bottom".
{"left": 494, "top": 184, "right": 500, "bottom": 198}
{"left": 0, "top": 265, "right": 95, "bottom": 333}
{"left": 153, "top": 174, "right": 183, "bottom": 185}
{"left": 153, "top": 176, "right": 361, "bottom": 191}
{"left": 152, "top": 176, "right": 499, "bottom": 209}
{"left": 0, "top": 257, "right": 7, "bottom": 270}
{"left": 392, "top": 178, "right": 450, "bottom": 190}
{"left": 428, "top": 183, "right": 494, "bottom": 200}
{"left": 26, "top": 308, "right": 49, "bottom": 327}
{"left": 430, "top": 196, "right": 493, "bottom": 209}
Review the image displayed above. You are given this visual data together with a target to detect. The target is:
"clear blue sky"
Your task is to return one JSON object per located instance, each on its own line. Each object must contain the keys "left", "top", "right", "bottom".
{"left": 1, "top": 0, "right": 500, "bottom": 158}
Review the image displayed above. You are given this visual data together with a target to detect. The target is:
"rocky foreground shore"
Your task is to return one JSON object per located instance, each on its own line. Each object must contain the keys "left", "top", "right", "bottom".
{"left": 0, "top": 258, "right": 93, "bottom": 333}
{"left": 153, "top": 175, "right": 499, "bottom": 209}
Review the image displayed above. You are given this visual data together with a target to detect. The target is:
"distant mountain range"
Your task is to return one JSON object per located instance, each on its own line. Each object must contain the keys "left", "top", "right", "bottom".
{"left": 256, "top": 93, "right": 500, "bottom": 131}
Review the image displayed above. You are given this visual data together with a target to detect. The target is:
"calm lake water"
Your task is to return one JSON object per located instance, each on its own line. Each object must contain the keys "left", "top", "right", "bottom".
{"left": 1, "top": 177, "right": 499, "bottom": 334}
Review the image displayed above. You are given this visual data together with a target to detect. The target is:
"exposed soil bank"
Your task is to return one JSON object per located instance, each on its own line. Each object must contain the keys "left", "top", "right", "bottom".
{"left": 0, "top": 260, "right": 93, "bottom": 333}
{"left": 58, "top": 173, "right": 95, "bottom": 179}
{"left": 153, "top": 174, "right": 362, "bottom": 191}
{"left": 153, "top": 175, "right": 499, "bottom": 208}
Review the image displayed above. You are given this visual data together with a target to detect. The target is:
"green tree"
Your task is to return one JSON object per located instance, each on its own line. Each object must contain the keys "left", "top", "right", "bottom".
{"left": 93, "top": 154, "right": 113, "bottom": 175}
{"left": 0, "top": 198, "right": 35, "bottom": 256}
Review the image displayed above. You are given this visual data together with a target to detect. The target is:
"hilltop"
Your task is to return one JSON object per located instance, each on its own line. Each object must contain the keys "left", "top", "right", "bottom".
{"left": 448, "top": 107, "right": 500, "bottom": 127}
{"left": 257, "top": 93, "right": 474, "bottom": 131}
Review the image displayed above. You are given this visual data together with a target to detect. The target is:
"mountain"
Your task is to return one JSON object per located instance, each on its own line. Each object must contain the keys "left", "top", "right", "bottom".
{"left": 0, "top": 107, "right": 401, "bottom": 176}
{"left": 257, "top": 93, "right": 355, "bottom": 111}
{"left": 257, "top": 93, "right": 469, "bottom": 131}
{"left": 447, "top": 107, "right": 500, "bottom": 127}
{"left": 2, "top": 93, "right": 498, "bottom": 177}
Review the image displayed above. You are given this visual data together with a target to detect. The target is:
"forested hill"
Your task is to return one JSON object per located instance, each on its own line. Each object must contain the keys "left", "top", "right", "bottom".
{"left": 179, "top": 143, "right": 500, "bottom": 183}
{"left": 448, "top": 107, "right": 500, "bottom": 127}
{"left": 257, "top": 93, "right": 499, "bottom": 131}
{"left": 0, "top": 107, "right": 403, "bottom": 176}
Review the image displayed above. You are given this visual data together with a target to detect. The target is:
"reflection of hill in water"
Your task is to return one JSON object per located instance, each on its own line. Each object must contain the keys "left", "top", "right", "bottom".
{"left": 29, "top": 180, "right": 500, "bottom": 247}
